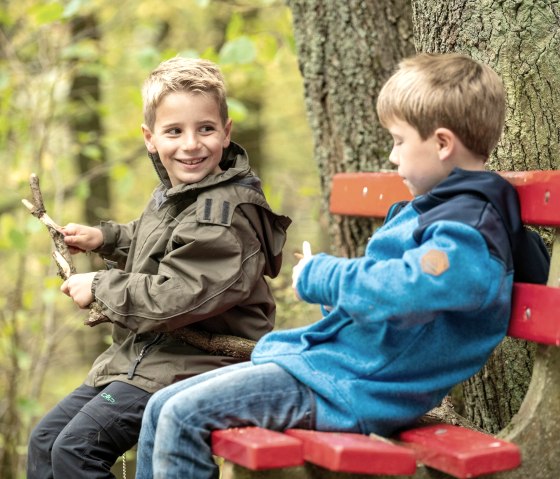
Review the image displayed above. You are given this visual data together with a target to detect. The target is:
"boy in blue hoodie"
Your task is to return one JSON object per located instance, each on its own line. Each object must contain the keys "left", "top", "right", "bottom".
{"left": 135, "top": 53, "right": 549, "bottom": 479}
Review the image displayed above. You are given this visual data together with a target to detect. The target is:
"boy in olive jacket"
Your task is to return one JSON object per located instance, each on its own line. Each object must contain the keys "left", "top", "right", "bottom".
{"left": 27, "top": 57, "right": 290, "bottom": 478}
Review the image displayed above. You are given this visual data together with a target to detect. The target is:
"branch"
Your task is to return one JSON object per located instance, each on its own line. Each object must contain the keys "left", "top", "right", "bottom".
{"left": 171, "top": 328, "right": 256, "bottom": 361}
{"left": 22, "top": 173, "right": 110, "bottom": 327}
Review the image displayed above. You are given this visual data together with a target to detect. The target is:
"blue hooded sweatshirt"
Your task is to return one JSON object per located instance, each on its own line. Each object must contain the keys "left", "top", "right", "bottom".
{"left": 251, "top": 168, "right": 549, "bottom": 436}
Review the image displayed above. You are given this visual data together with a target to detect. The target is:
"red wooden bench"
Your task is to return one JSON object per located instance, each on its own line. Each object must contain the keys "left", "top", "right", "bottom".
{"left": 212, "top": 170, "right": 560, "bottom": 479}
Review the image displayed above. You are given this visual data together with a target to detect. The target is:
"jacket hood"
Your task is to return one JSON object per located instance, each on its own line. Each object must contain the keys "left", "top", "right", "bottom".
{"left": 413, "top": 168, "right": 549, "bottom": 284}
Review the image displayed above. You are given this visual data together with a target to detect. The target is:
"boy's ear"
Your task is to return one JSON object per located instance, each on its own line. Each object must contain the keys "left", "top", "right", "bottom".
{"left": 141, "top": 124, "right": 157, "bottom": 153}
{"left": 223, "top": 119, "right": 233, "bottom": 148}
{"left": 434, "top": 127, "right": 455, "bottom": 161}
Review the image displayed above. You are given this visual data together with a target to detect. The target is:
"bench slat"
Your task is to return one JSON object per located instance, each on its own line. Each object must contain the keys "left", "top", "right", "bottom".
{"left": 211, "top": 427, "right": 304, "bottom": 470}
{"left": 330, "top": 172, "right": 411, "bottom": 217}
{"left": 331, "top": 170, "right": 560, "bottom": 226}
{"left": 508, "top": 282, "right": 560, "bottom": 345}
{"left": 398, "top": 425, "right": 521, "bottom": 478}
{"left": 285, "top": 429, "right": 416, "bottom": 475}
{"left": 501, "top": 170, "right": 560, "bottom": 226}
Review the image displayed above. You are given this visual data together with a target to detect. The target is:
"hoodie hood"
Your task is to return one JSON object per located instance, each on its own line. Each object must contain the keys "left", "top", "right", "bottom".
{"left": 413, "top": 168, "right": 549, "bottom": 284}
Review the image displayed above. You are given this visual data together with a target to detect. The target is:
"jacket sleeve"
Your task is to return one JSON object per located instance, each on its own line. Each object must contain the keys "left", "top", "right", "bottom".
{"left": 91, "top": 211, "right": 264, "bottom": 333}
{"left": 94, "top": 219, "right": 138, "bottom": 267}
{"left": 296, "top": 221, "right": 508, "bottom": 329}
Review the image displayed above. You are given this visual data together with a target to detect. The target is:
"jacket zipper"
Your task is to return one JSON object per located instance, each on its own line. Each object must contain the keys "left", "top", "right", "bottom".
{"left": 127, "top": 333, "right": 163, "bottom": 379}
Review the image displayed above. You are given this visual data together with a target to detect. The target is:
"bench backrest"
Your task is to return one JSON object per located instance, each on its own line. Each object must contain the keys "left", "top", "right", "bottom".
{"left": 330, "top": 170, "right": 560, "bottom": 346}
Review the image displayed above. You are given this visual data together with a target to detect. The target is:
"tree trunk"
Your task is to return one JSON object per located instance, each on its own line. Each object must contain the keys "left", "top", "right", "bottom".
{"left": 411, "top": 0, "right": 560, "bottom": 171}
{"left": 68, "top": 14, "right": 110, "bottom": 270}
{"left": 67, "top": 14, "right": 115, "bottom": 357}
{"left": 287, "top": 0, "right": 415, "bottom": 256}
{"left": 412, "top": 0, "right": 560, "bottom": 432}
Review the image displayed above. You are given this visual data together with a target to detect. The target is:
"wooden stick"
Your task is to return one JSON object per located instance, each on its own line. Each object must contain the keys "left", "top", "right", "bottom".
{"left": 22, "top": 173, "right": 109, "bottom": 326}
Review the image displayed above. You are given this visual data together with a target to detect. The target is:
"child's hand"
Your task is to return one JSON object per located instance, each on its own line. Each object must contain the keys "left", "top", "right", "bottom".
{"left": 292, "top": 241, "right": 313, "bottom": 299}
{"left": 60, "top": 223, "right": 103, "bottom": 254}
{"left": 61, "top": 272, "right": 97, "bottom": 308}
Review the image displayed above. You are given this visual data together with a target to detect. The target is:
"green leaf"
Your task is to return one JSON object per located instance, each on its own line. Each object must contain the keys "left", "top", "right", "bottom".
{"left": 74, "top": 180, "right": 90, "bottom": 199}
{"left": 227, "top": 98, "right": 248, "bottom": 123}
{"left": 219, "top": 37, "right": 257, "bottom": 65}
{"left": 62, "top": 0, "right": 86, "bottom": 18}
{"left": 82, "top": 144, "right": 102, "bottom": 160}
{"left": 225, "top": 13, "right": 244, "bottom": 40}
{"left": 29, "top": 2, "right": 65, "bottom": 25}
{"left": 9, "top": 228, "right": 27, "bottom": 251}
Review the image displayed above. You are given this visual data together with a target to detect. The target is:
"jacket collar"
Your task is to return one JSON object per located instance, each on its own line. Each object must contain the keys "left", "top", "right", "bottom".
{"left": 148, "top": 141, "right": 251, "bottom": 198}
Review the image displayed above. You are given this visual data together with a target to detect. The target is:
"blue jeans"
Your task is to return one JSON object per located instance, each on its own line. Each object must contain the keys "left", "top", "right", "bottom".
{"left": 135, "top": 362, "right": 317, "bottom": 479}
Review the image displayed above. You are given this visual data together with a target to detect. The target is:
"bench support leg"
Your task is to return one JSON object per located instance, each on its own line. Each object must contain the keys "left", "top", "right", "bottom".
{"left": 498, "top": 345, "right": 560, "bottom": 479}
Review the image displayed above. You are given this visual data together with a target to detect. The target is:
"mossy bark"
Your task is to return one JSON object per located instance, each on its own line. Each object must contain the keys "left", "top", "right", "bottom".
{"left": 287, "top": 0, "right": 415, "bottom": 257}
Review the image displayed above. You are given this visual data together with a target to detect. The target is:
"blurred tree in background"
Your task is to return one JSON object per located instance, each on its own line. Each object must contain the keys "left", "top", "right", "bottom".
{"left": 0, "top": 1, "right": 320, "bottom": 476}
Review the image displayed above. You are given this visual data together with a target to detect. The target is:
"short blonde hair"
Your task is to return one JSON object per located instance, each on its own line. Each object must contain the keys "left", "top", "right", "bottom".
{"left": 376, "top": 53, "right": 505, "bottom": 158}
{"left": 142, "top": 57, "right": 229, "bottom": 130}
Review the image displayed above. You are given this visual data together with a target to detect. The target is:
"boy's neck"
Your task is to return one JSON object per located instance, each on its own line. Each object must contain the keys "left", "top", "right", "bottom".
{"left": 448, "top": 141, "right": 487, "bottom": 172}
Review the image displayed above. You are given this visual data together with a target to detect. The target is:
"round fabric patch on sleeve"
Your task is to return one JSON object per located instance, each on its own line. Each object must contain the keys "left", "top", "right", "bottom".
{"left": 420, "top": 249, "right": 449, "bottom": 276}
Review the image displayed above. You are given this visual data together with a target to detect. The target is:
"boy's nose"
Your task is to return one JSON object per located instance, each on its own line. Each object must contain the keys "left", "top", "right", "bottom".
{"left": 389, "top": 149, "right": 399, "bottom": 166}
{"left": 181, "top": 133, "right": 200, "bottom": 150}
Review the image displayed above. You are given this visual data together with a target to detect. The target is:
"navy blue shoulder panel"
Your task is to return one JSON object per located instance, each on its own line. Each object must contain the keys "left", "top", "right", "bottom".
{"left": 412, "top": 194, "right": 513, "bottom": 271}
{"left": 383, "top": 200, "right": 409, "bottom": 225}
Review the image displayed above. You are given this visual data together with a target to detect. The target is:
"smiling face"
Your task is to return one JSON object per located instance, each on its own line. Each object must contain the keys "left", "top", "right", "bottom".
{"left": 386, "top": 119, "right": 452, "bottom": 197}
{"left": 142, "top": 91, "right": 232, "bottom": 187}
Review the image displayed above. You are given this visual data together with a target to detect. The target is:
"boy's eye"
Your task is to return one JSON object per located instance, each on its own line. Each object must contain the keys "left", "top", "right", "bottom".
{"left": 167, "top": 128, "right": 181, "bottom": 135}
{"left": 200, "top": 125, "right": 216, "bottom": 133}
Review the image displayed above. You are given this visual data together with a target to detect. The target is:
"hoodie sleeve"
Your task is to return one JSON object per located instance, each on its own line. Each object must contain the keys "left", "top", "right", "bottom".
{"left": 297, "top": 220, "right": 507, "bottom": 328}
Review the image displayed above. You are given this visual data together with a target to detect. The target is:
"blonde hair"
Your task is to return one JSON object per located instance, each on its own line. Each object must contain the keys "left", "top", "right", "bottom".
{"left": 142, "top": 57, "right": 229, "bottom": 130}
{"left": 376, "top": 53, "right": 505, "bottom": 158}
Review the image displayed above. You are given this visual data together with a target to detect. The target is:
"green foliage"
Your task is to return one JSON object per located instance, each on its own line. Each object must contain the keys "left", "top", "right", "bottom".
{"left": 1, "top": 1, "right": 319, "bottom": 477}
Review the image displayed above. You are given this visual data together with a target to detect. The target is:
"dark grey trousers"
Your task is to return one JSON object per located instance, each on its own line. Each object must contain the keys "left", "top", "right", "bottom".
{"left": 27, "top": 382, "right": 151, "bottom": 479}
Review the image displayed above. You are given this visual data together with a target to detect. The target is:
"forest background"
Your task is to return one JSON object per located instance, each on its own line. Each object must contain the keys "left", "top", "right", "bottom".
{"left": 3, "top": 1, "right": 560, "bottom": 478}
{"left": 0, "top": 0, "right": 324, "bottom": 477}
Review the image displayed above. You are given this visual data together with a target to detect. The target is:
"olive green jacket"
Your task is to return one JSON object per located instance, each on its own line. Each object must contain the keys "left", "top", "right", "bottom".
{"left": 85, "top": 143, "right": 291, "bottom": 393}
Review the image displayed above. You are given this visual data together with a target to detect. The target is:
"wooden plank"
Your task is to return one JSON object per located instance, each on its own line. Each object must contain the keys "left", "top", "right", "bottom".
{"left": 508, "top": 282, "right": 560, "bottom": 345}
{"left": 398, "top": 425, "right": 521, "bottom": 478}
{"left": 330, "top": 170, "right": 560, "bottom": 226}
{"left": 285, "top": 429, "right": 416, "bottom": 475}
{"left": 501, "top": 170, "right": 560, "bottom": 226}
{"left": 329, "top": 172, "right": 412, "bottom": 217}
{"left": 211, "top": 427, "right": 304, "bottom": 470}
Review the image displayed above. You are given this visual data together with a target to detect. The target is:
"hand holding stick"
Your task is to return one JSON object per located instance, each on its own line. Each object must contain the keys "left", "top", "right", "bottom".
{"left": 22, "top": 173, "right": 109, "bottom": 326}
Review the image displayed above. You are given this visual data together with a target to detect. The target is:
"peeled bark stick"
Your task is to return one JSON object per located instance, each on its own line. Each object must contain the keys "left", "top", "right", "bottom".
{"left": 22, "top": 173, "right": 256, "bottom": 359}
{"left": 22, "top": 173, "right": 109, "bottom": 326}
{"left": 171, "top": 328, "right": 256, "bottom": 361}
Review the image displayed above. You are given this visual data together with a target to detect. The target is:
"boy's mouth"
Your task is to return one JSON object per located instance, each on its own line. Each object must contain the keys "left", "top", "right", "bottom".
{"left": 176, "top": 157, "right": 205, "bottom": 166}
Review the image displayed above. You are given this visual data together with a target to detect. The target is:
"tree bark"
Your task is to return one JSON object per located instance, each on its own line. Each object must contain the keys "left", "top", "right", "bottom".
{"left": 287, "top": 0, "right": 415, "bottom": 257}
{"left": 412, "top": 0, "right": 560, "bottom": 432}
